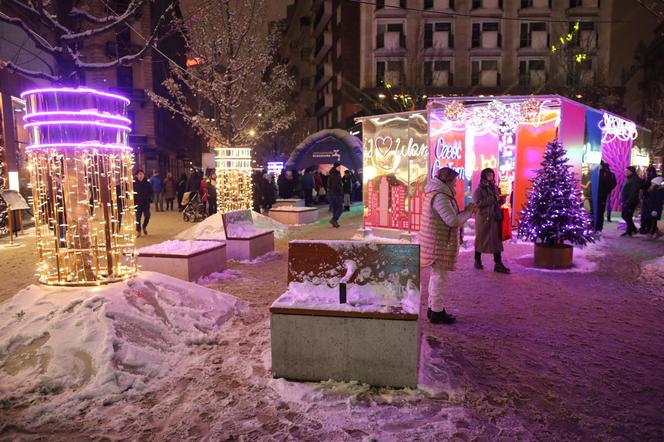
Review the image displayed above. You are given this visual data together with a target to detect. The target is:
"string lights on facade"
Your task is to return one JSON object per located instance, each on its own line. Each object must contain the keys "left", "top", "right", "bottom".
{"left": 21, "top": 88, "right": 137, "bottom": 286}
{"left": 598, "top": 113, "right": 638, "bottom": 144}
{"left": 215, "top": 146, "right": 253, "bottom": 213}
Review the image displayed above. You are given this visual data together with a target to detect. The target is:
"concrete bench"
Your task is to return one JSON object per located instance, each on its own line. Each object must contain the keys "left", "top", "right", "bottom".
{"left": 137, "top": 240, "right": 227, "bottom": 282}
{"left": 268, "top": 206, "right": 318, "bottom": 225}
{"left": 222, "top": 210, "right": 275, "bottom": 261}
{"left": 270, "top": 240, "right": 421, "bottom": 388}
{"left": 273, "top": 198, "right": 305, "bottom": 208}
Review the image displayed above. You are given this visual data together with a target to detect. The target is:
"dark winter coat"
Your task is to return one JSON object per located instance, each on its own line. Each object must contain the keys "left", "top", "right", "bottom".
{"left": 302, "top": 173, "right": 315, "bottom": 191}
{"left": 261, "top": 177, "right": 277, "bottom": 206}
{"left": 648, "top": 186, "right": 664, "bottom": 220}
{"left": 597, "top": 168, "right": 616, "bottom": 200}
{"left": 134, "top": 178, "right": 153, "bottom": 208}
{"left": 621, "top": 175, "right": 641, "bottom": 208}
{"left": 473, "top": 180, "right": 504, "bottom": 254}
{"left": 342, "top": 174, "right": 354, "bottom": 194}
{"left": 327, "top": 168, "right": 343, "bottom": 196}
{"left": 150, "top": 175, "right": 163, "bottom": 193}
{"left": 164, "top": 177, "right": 176, "bottom": 199}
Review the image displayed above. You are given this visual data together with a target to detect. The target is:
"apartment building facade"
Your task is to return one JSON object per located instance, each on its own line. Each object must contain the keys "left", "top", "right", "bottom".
{"left": 359, "top": 0, "right": 614, "bottom": 97}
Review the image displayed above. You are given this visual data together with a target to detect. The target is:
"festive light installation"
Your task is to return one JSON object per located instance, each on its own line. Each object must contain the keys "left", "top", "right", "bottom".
{"left": 598, "top": 113, "right": 638, "bottom": 144}
{"left": 21, "top": 88, "right": 137, "bottom": 286}
{"left": 215, "top": 146, "right": 253, "bottom": 213}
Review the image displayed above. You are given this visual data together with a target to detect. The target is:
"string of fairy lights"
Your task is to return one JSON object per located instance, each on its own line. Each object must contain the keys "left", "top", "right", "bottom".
{"left": 22, "top": 88, "right": 137, "bottom": 286}
{"left": 215, "top": 146, "right": 254, "bottom": 213}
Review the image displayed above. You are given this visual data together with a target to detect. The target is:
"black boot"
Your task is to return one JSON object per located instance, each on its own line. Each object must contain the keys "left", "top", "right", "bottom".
{"left": 430, "top": 309, "right": 456, "bottom": 324}
{"left": 494, "top": 262, "right": 511, "bottom": 274}
{"left": 474, "top": 252, "right": 483, "bottom": 270}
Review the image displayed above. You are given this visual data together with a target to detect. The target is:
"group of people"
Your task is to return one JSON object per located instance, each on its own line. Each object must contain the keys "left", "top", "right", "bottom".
{"left": 595, "top": 162, "right": 664, "bottom": 239}
{"left": 133, "top": 168, "right": 219, "bottom": 237}
{"left": 421, "top": 167, "right": 511, "bottom": 325}
{"left": 251, "top": 163, "right": 359, "bottom": 228}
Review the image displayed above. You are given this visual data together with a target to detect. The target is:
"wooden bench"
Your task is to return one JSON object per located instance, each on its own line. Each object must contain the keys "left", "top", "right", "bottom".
{"left": 222, "top": 210, "right": 275, "bottom": 261}
{"left": 273, "top": 198, "right": 305, "bottom": 208}
{"left": 268, "top": 206, "right": 318, "bottom": 225}
{"left": 137, "top": 240, "right": 227, "bottom": 282}
{"left": 270, "top": 240, "right": 421, "bottom": 388}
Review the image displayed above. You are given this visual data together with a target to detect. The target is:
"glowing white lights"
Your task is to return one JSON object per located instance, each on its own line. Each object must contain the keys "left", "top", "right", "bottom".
{"left": 598, "top": 113, "right": 638, "bottom": 144}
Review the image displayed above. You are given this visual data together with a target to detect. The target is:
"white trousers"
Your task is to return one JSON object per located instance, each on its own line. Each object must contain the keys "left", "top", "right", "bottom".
{"left": 427, "top": 264, "right": 448, "bottom": 312}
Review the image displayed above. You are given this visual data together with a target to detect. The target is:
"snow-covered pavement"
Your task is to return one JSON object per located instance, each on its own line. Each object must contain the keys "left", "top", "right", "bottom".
{"left": 1, "top": 207, "right": 663, "bottom": 440}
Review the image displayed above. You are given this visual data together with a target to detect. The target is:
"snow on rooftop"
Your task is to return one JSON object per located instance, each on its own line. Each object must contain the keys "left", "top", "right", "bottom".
{"left": 0, "top": 272, "right": 244, "bottom": 424}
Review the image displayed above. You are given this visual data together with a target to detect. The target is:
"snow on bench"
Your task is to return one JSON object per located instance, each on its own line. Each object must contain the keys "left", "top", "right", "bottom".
{"left": 268, "top": 206, "right": 318, "bottom": 225}
{"left": 137, "top": 240, "right": 227, "bottom": 282}
{"left": 270, "top": 240, "right": 421, "bottom": 388}
{"left": 273, "top": 198, "right": 305, "bottom": 208}
{"left": 222, "top": 210, "right": 275, "bottom": 261}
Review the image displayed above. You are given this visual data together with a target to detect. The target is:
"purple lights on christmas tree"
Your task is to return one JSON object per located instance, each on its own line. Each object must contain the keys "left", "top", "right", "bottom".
{"left": 518, "top": 138, "right": 594, "bottom": 246}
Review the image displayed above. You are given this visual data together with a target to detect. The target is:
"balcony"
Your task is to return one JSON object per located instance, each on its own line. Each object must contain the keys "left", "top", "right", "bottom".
{"left": 314, "top": 30, "right": 332, "bottom": 64}
{"left": 315, "top": 91, "right": 333, "bottom": 115}
{"left": 314, "top": 0, "right": 332, "bottom": 36}
{"left": 315, "top": 62, "right": 333, "bottom": 89}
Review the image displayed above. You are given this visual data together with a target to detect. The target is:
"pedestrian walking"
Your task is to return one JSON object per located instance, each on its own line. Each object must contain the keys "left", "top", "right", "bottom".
{"left": 646, "top": 176, "right": 664, "bottom": 239}
{"left": 302, "top": 168, "right": 315, "bottom": 207}
{"left": 207, "top": 172, "right": 218, "bottom": 216}
{"left": 621, "top": 166, "right": 641, "bottom": 237}
{"left": 342, "top": 170, "right": 354, "bottom": 211}
{"left": 177, "top": 173, "right": 188, "bottom": 211}
{"left": 314, "top": 171, "right": 324, "bottom": 204}
{"left": 604, "top": 163, "right": 617, "bottom": 222}
{"left": 420, "top": 167, "right": 475, "bottom": 324}
{"left": 261, "top": 173, "right": 277, "bottom": 212}
{"left": 252, "top": 171, "right": 264, "bottom": 213}
{"left": 639, "top": 165, "right": 658, "bottom": 234}
{"left": 149, "top": 170, "right": 164, "bottom": 212}
{"left": 134, "top": 169, "right": 153, "bottom": 237}
{"left": 328, "top": 162, "right": 344, "bottom": 228}
{"left": 473, "top": 168, "right": 511, "bottom": 274}
{"left": 164, "top": 172, "right": 176, "bottom": 211}
{"left": 595, "top": 161, "right": 616, "bottom": 232}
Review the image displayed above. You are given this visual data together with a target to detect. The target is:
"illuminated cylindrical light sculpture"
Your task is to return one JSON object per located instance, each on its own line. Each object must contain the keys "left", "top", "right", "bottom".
{"left": 215, "top": 146, "right": 253, "bottom": 213}
{"left": 21, "top": 88, "right": 137, "bottom": 285}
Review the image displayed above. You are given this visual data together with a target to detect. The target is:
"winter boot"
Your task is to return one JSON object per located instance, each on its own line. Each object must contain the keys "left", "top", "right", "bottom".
{"left": 143, "top": 228, "right": 148, "bottom": 236}
{"left": 474, "top": 252, "right": 483, "bottom": 270}
{"left": 344, "top": 206, "right": 350, "bottom": 211}
{"left": 430, "top": 309, "right": 456, "bottom": 324}
{"left": 494, "top": 262, "right": 511, "bottom": 274}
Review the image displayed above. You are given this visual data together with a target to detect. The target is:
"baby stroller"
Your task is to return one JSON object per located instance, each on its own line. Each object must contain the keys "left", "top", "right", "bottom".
{"left": 182, "top": 191, "right": 207, "bottom": 222}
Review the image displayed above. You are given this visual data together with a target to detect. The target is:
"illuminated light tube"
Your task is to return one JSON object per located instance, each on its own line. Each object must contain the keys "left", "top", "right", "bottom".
{"left": 26, "top": 143, "right": 132, "bottom": 151}
{"left": 24, "top": 120, "right": 132, "bottom": 131}
{"left": 20, "top": 87, "right": 131, "bottom": 104}
{"left": 24, "top": 111, "right": 132, "bottom": 125}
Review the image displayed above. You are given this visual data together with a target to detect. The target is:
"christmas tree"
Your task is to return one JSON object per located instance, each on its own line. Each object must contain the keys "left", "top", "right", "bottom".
{"left": 518, "top": 138, "right": 594, "bottom": 246}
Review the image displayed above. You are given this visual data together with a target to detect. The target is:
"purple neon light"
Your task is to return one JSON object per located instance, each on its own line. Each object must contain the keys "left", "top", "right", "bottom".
{"left": 24, "top": 111, "right": 132, "bottom": 125}
{"left": 26, "top": 143, "right": 132, "bottom": 151}
{"left": 20, "top": 87, "right": 131, "bottom": 104}
{"left": 24, "top": 120, "right": 132, "bottom": 132}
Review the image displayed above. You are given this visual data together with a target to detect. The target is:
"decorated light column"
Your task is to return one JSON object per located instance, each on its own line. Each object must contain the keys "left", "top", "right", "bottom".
{"left": 22, "top": 88, "right": 137, "bottom": 286}
{"left": 214, "top": 146, "right": 253, "bottom": 212}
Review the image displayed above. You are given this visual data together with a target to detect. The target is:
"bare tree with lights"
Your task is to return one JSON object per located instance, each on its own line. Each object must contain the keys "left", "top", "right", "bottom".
{"left": 147, "top": 0, "right": 295, "bottom": 150}
{"left": 0, "top": 0, "right": 174, "bottom": 83}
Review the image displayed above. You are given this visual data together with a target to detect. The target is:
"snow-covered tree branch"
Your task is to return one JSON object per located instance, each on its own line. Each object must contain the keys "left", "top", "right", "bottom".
{"left": 147, "top": 0, "right": 295, "bottom": 149}
{"left": 0, "top": 0, "right": 174, "bottom": 83}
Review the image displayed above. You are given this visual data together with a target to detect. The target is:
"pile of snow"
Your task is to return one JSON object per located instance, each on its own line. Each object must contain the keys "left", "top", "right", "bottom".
{"left": 272, "top": 279, "right": 420, "bottom": 315}
{"left": 138, "top": 240, "right": 221, "bottom": 256}
{"left": 232, "top": 251, "right": 281, "bottom": 265}
{"left": 196, "top": 269, "right": 240, "bottom": 286}
{"left": 175, "top": 213, "right": 226, "bottom": 240}
{"left": 175, "top": 211, "right": 289, "bottom": 241}
{"left": 0, "top": 272, "right": 244, "bottom": 421}
{"left": 512, "top": 242, "right": 604, "bottom": 273}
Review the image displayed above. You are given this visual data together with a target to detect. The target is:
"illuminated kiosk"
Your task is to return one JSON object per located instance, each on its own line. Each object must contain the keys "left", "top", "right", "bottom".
{"left": 357, "top": 96, "right": 648, "bottom": 233}
{"left": 215, "top": 146, "right": 253, "bottom": 213}
{"left": 22, "top": 88, "right": 137, "bottom": 286}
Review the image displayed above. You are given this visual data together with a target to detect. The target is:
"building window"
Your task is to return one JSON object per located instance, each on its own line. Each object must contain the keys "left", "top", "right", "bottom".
{"left": 424, "top": 22, "right": 454, "bottom": 49}
{"left": 377, "top": 22, "right": 406, "bottom": 49}
{"left": 472, "top": 22, "right": 501, "bottom": 48}
{"left": 569, "top": 21, "right": 597, "bottom": 48}
{"left": 424, "top": 60, "right": 453, "bottom": 87}
{"left": 521, "top": 0, "right": 551, "bottom": 7}
{"left": 424, "top": 0, "right": 455, "bottom": 8}
{"left": 520, "top": 22, "right": 548, "bottom": 48}
{"left": 376, "top": 60, "right": 404, "bottom": 86}
{"left": 376, "top": 0, "right": 407, "bottom": 9}
{"left": 116, "top": 66, "right": 133, "bottom": 89}
{"left": 472, "top": 0, "right": 503, "bottom": 9}
{"left": 471, "top": 59, "right": 500, "bottom": 86}
{"left": 519, "top": 59, "right": 546, "bottom": 86}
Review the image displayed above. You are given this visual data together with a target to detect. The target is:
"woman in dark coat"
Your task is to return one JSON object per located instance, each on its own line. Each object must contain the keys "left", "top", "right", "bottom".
{"left": 472, "top": 168, "right": 510, "bottom": 274}
{"left": 177, "top": 173, "right": 188, "bottom": 211}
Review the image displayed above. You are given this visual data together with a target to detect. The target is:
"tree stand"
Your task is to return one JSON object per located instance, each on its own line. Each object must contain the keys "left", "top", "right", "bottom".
{"left": 534, "top": 243, "right": 573, "bottom": 269}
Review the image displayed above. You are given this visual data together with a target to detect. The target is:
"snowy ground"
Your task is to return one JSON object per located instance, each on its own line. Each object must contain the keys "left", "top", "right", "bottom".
{"left": 1, "top": 206, "right": 664, "bottom": 440}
